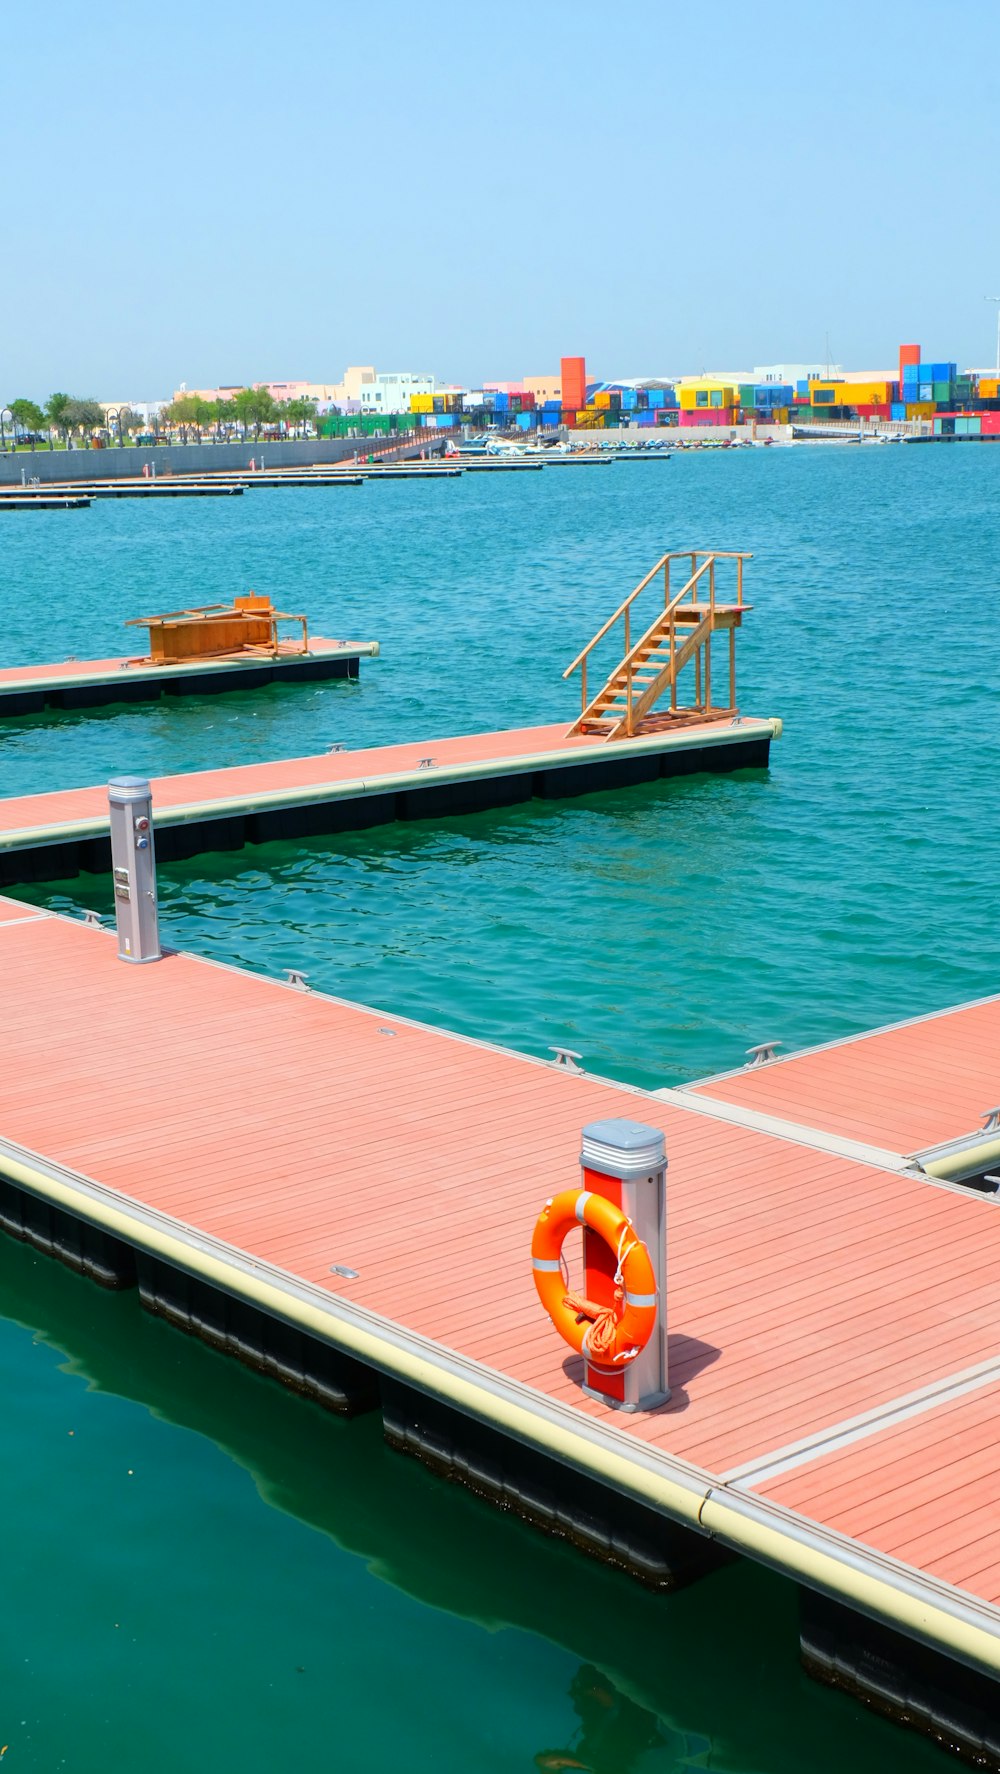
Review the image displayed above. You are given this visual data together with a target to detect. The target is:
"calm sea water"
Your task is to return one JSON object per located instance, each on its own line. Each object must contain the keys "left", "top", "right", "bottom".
{"left": 3, "top": 444, "right": 994, "bottom": 1769}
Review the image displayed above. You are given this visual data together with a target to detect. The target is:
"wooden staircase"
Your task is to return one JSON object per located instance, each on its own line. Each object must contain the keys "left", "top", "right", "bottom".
{"left": 564, "top": 550, "right": 752, "bottom": 740}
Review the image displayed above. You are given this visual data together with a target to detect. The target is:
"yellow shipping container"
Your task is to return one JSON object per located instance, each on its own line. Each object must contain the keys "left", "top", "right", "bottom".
{"left": 410, "top": 393, "right": 433, "bottom": 414}
{"left": 979, "top": 377, "right": 1000, "bottom": 400}
{"left": 906, "top": 402, "right": 935, "bottom": 419}
{"left": 771, "top": 407, "right": 789, "bottom": 424}
{"left": 594, "top": 391, "right": 612, "bottom": 408}
{"left": 807, "top": 381, "right": 846, "bottom": 405}
{"left": 839, "top": 381, "right": 893, "bottom": 406}
{"left": 678, "top": 382, "right": 737, "bottom": 411}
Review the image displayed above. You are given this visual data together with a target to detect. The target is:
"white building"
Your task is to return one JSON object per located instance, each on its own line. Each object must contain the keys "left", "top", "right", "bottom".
{"left": 751, "top": 362, "right": 842, "bottom": 384}
{"left": 316, "top": 367, "right": 437, "bottom": 412}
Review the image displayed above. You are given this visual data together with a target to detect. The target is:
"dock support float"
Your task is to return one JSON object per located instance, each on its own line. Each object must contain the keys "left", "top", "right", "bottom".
{"left": 381, "top": 1378, "right": 730, "bottom": 1590}
{"left": 0, "top": 723, "right": 778, "bottom": 890}
{"left": 800, "top": 1589, "right": 1000, "bottom": 1770}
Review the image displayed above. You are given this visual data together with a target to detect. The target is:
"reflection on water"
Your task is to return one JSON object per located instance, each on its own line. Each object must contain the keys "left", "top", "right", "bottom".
{"left": 535, "top": 1664, "right": 707, "bottom": 1771}
{"left": 0, "top": 1237, "right": 948, "bottom": 1772}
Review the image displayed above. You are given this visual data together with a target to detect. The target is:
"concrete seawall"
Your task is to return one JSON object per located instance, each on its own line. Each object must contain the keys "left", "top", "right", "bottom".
{"left": 0, "top": 435, "right": 436, "bottom": 485}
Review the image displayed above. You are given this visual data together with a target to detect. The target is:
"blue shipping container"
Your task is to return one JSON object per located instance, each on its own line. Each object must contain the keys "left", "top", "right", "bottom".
{"left": 621, "top": 389, "right": 638, "bottom": 409}
{"left": 648, "top": 390, "right": 666, "bottom": 408}
{"left": 796, "top": 380, "right": 810, "bottom": 396}
{"left": 918, "top": 383, "right": 934, "bottom": 401}
{"left": 891, "top": 403, "right": 906, "bottom": 419}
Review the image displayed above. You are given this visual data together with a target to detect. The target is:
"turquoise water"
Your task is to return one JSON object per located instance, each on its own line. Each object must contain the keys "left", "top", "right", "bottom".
{"left": 3, "top": 447, "right": 995, "bottom": 1767}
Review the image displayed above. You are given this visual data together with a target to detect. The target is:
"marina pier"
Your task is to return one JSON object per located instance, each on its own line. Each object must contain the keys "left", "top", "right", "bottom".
{"left": 4, "top": 889, "right": 1000, "bottom": 1763}
{"left": 0, "top": 636, "right": 378, "bottom": 715}
{"left": 0, "top": 717, "right": 777, "bottom": 887}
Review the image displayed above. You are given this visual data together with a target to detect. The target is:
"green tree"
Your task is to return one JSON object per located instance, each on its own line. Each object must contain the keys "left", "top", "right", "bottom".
{"left": 46, "top": 391, "right": 72, "bottom": 439}
{"left": 9, "top": 398, "right": 46, "bottom": 440}
{"left": 215, "top": 398, "right": 237, "bottom": 437}
{"left": 284, "top": 396, "right": 317, "bottom": 437}
{"left": 63, "top": 398, "right": 107, "bottom": 440}
{"left": 161, "top": 396, "right": 200, "bottom": 427}
{"left": 234, "top": 385, "right": 276, "bottom": 439}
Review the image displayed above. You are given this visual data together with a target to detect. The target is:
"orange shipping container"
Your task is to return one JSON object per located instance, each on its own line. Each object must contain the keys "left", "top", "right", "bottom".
{"left": 560, "top": 356, "right": 587, "bottom": 412}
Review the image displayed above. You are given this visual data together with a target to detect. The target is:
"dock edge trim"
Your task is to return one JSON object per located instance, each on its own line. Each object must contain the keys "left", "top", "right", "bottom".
{"left": 3, "top": 1128, "right": 997, "bottom": 1681}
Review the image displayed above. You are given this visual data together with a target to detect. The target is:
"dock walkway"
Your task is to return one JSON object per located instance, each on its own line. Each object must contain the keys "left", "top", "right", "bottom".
{"left": 0, "top": 637, "right": 379, "bottom": 718}
{"left": 3, "top": 894, "right": 1000, "bottom": 1708}
{"left": 666, "top": 998, "right": 1000, "bottom": 1183}
{"left": 0, "top": 716, "right": 777, "bottom": 886}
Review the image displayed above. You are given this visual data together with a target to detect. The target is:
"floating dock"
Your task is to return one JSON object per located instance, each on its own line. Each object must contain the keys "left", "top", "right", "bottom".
{"left": 0, "top": 716, "right": 777, "bottom": 885}
{"left": 0, "top": 480, "right": 244, "bottom": 501}
{"left": 0, "top": 493, "right": 91, "bottom": 510}
{"left": 666, "top": 1000, "right": 1000, "bottom": 1187}
{"left": 3, "top": 894, "right": 1000, "bottom": 1764}
{"left": 0, "top": 636, "right": 379, "bottom": 719}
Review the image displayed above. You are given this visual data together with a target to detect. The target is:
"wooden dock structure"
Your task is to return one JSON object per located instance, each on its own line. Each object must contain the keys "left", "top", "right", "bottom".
{"left": 0, "top": 493, "right": 91, "bottom": 510}
{"left": 0, "top": 716, "right": 778, "bottom": 886}
{"left": 2, "top": 893, "right": 1000, "bottom": 1762}
{"left": 666, "top": 998, "right": 1000, "bottom": 1187}
{"left": 0, "top": 635, "right": 379, "bottom": 719}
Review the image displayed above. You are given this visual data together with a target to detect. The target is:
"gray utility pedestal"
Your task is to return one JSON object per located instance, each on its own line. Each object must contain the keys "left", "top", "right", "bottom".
{"left": 108, "top": 776, "right": 161, "bottom": 963}
{"left": 580, "top": 1117, "right": 669, "bottom": 1411}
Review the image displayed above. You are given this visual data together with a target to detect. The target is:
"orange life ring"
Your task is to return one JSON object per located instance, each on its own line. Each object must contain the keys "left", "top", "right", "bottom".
{"left": 531, "top": 1188, "right": 657, "bottom": 1370}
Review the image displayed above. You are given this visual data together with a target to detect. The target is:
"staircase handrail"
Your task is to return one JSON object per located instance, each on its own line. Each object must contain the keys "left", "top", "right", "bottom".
{"left": 562, "top": 552, "right": 671, "bottom": 682}
{"left": 609, "top": 555, "right": 715, "bottom": 679}
{"left": 568, "top": 556, "right": 716, "bottom": 731}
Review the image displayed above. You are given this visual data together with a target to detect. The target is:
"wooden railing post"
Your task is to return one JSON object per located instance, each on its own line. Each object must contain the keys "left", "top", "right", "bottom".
{"left": 581, "top": 657, "right": 587, "bottom": 716}
{"left": 664, "top": 557, "right": 670, "bottom": 608}
{"left": 737, "top": 555, "right": 743, "bottom": 606}
{"left": 670, "top": 614, "right": 676, "bottom": 710}
{"left": 705, "top": 633, "right": 711, "bottom": 709}
{"left": 709, "top": 556, "right": 715, "bottom": 613}
{"left": 626, "top": 661, "right": 633, "bottom": 735}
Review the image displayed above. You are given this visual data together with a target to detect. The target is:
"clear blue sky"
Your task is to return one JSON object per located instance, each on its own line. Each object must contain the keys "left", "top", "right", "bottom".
{"left": 6, "top": 0, "right": 1000, "bottom": 398}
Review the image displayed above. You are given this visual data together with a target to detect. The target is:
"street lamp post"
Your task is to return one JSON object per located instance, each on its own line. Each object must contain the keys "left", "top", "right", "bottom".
{"left": 106, "top": 406, "right": 125, "bottom": 450}
{"left": 0, "top": 407, "right": 12, "bottom": 454}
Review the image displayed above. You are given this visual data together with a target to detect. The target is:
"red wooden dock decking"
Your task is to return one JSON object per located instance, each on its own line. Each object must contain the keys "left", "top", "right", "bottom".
{"left": 0, "top": 717, "right": 777, "bottom": 849}
{"left": 679, "top": 996, "right": 1000, "bottom": 1172}
{"left": 0, "top": 636, "right": 370, "bottom": 690}
{"left": 2, "top": 894, "right": 1000, "bottom": 1673}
